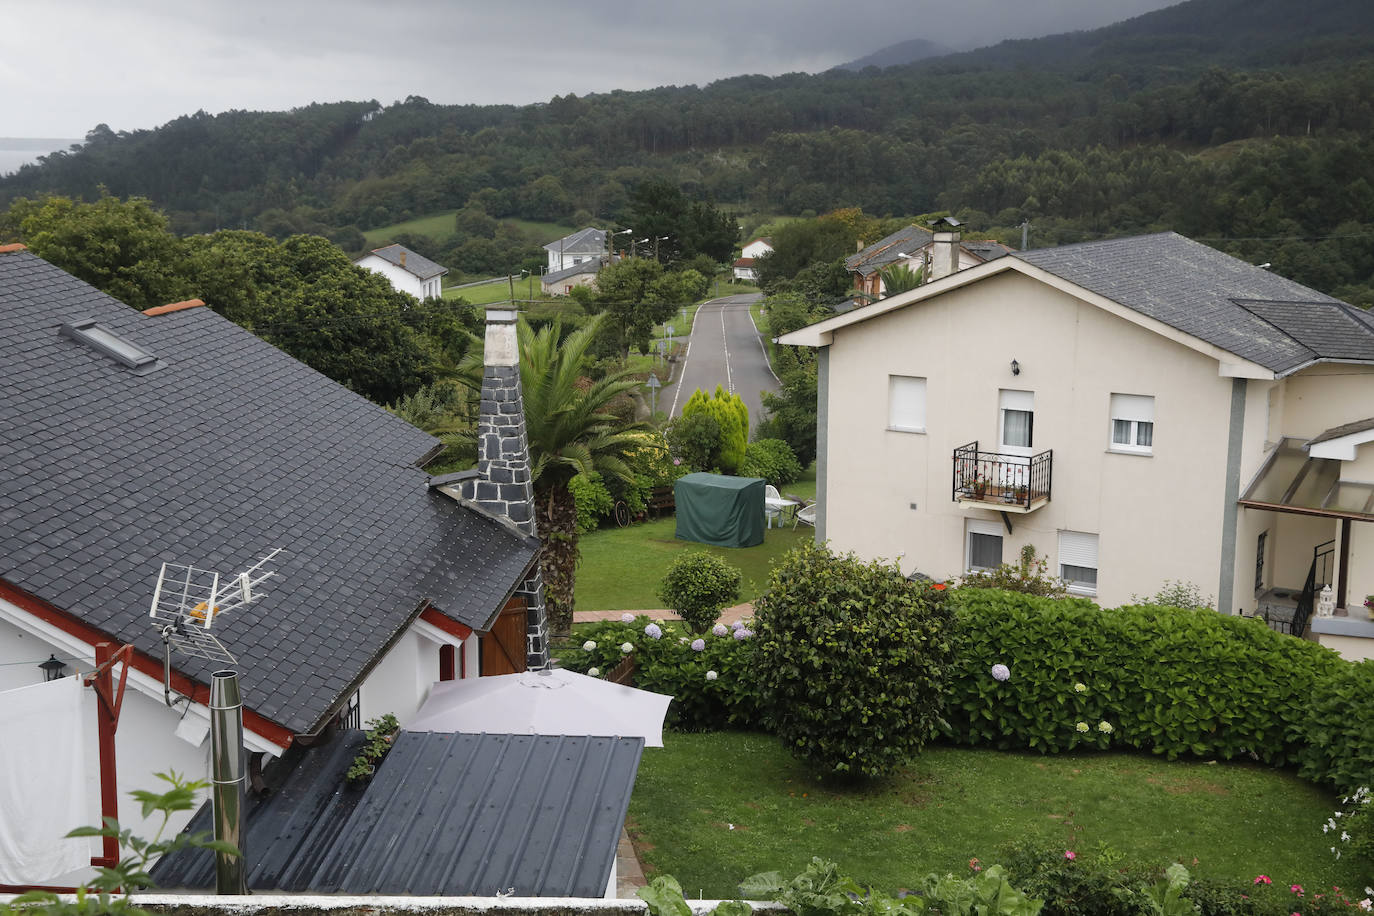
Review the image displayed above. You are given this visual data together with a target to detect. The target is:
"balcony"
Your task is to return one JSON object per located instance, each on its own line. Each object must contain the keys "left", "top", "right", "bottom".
{"left": 952, "top": 441, "right": 1052, "bottom": 514}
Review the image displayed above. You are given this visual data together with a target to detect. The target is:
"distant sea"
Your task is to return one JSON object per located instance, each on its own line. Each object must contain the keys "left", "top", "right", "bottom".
{"left": 0, "top": 138, "right": 82, "bottom": 177}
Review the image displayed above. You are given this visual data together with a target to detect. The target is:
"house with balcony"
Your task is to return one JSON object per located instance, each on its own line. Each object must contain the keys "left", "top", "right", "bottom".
{"left": 780, "top": 232, "right": 1374, "bottom": 658}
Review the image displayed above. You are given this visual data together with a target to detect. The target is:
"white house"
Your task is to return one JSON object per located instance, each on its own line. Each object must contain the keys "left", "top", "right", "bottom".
{"left": 733, "top": 237, "right": 774, "bottom": 281}
{"left": 781, "top": 232, "right": 1374, "bottom": 658}
{"left": 0, "top": 248, "right": 544, "bottom": 886}
{"left": 354, "top": 244, "right": 448, "bottom": 300}
{"left": 544, "top": 227, "right": 607, "bottom": 273}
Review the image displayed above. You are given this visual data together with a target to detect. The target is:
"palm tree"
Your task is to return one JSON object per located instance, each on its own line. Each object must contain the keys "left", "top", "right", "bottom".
{"left": 877, "top": 261, "right": 925, "bottom": 298}
{"left": 461, "top": 315, "right": 646, "bottom": 635}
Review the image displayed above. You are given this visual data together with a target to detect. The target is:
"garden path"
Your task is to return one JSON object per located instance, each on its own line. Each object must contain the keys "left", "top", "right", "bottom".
{"left": 573, "top": 602, "right": 755, "bottom": 626}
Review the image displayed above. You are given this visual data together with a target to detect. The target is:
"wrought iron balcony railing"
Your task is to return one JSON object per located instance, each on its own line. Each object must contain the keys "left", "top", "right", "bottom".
{"left": 952, "top": 441, "right": 1052, "bottom": 512}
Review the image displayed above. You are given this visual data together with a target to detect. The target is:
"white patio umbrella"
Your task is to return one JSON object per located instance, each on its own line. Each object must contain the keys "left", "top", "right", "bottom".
{"left": 407, "top": 668, "right": 674, "bottom": 747}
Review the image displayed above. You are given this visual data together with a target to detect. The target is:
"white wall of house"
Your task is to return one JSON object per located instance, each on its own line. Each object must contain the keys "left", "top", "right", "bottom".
{"left": 354, "top": 255, "right": 440, "bottom": 300}
{"left": 357, "top": 621, "right": 476, "bottom": 727}
{"left": 546, "top": 247, "right": 601, "bottom": 272}
{"left": 823, "top": 270, "right": 1237, "bottom": 608}
{"left": 742, "top": 240, "right": 773, "bottom": 259}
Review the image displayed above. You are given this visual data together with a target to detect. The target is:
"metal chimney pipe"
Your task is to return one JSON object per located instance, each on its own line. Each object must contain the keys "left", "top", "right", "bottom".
{"left": 209, "top": 670, "right": 247, "bottom": 894}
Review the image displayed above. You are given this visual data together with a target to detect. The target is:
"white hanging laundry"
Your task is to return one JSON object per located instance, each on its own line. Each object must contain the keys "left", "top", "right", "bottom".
{"left": 0, "top": 676, "right": 91, "bottom": 885}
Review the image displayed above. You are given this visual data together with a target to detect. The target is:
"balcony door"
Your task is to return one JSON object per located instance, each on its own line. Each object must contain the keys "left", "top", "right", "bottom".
{"left": 998, "top": 388, "right": 1035, "bottom": 490}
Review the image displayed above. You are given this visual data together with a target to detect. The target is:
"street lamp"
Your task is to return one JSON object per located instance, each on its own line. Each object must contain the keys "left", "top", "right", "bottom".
{"left": 609, "top": 228, "right": 633, "bottom": 261}
{"left": 652, "top": 235, "right": 670, "bottom": 261}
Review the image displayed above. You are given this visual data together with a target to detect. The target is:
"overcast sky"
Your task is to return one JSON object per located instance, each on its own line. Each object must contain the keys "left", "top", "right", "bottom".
{"left": 2, "top": 0, "right": 1180, "bottom": 139}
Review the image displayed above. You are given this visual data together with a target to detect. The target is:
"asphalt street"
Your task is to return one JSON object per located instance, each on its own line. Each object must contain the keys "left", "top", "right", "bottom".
{"left": 662, "top": 293, "right": 777, "bottom": 433}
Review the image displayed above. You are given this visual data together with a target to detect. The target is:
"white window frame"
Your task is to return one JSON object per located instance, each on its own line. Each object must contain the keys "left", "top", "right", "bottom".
{"left": 888, "top": 375, "right": 927, "bottom": 433}
{"left": 1109, "top": 393, "right": 1155, "bottom": 455}
{"left": 999, "top": 389, "right": 1034, "bottom": 455}
{"left": 1058, "top": 530, "right": 1099, "bottom": 596}
{"left": 966, "top": 518, "right": 1004, "bottom": 572}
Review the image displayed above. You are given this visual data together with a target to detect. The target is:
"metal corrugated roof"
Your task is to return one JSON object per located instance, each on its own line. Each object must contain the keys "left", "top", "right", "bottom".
{"left": 151, "top": 730, "right": 643, "bottom": 898}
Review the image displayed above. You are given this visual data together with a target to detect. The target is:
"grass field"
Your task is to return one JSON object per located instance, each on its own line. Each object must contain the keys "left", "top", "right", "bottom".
{"left": 362, "top": 212, "right": 574, "bottom": 248}
{"left": 630, "top": 733, "right": 1360, "bottom": 899}
{"left": 575, "top": 464, "right": 816, "bottom": 611}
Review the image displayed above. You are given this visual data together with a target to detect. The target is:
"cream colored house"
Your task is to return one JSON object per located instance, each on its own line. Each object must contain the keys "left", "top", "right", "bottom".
{"left": 780, "top": 232, "right": 1374, "bottom": 658}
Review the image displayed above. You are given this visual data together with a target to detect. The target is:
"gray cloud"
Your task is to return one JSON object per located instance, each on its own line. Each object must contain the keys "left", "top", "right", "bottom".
{"left": 3, "top": 0, "right": 1180, "bottom": 137}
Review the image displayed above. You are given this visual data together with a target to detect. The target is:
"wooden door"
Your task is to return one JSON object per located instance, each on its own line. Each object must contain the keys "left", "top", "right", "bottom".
{"left": 480, "top": 597, "right": 527, "bottom": 676}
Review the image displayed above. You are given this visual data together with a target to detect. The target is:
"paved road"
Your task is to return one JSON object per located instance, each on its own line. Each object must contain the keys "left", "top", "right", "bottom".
{"left": 663, "top": 293, "right": 778, "bottom": 433}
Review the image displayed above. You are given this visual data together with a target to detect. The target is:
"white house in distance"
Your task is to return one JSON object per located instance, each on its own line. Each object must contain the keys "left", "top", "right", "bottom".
{"left": 733, "top": 236, "right": 773, "bottom": 281}
{"left": 781, "top": 232, "right": 1374, "bottom": 659}
{"left": 545, "top": 227, "right": 607, "bottom": 273}
{"left": 541, "top": 260, "right": 603, "bottom": 296}
{"left": 0, "top": 246, "right": 543, "bottom": 886}
{"left": 354, "top": 243, "right": 448, "bottom": 299}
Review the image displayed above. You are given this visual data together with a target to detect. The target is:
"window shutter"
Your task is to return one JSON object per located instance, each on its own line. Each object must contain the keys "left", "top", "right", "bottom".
{"left": 1000, "top": 389, "right": 1034, "bottom": 412}
{"left": 888, "top": 376, "right": 927, "bottom": 430}
{"left": 1058, "top": 530, "right": 1099, "bottom": 568}
{"left": 1110, "top": 394, "right": 1154, "bottom": 423}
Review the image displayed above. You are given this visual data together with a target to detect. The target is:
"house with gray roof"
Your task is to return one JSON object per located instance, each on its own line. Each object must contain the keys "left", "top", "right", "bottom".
{"left": 544, "top": 227, "right": 607, "bottom": 273}
{"left": 354, "top": 243, "right": 448, "bottom": 300}
{"left": 782, "top": 232, "right": 1374, "bottom": 657}
{"left": 845, "top": 223, "right": 1011, "bottom": 303}
{"left": 0, "top": 246, "right": 544, "bottom": 883}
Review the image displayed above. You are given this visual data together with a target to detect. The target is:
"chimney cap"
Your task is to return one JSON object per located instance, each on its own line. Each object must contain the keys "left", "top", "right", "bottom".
{"left": 935, "top": 216, "right": 962, "bottom": 228}
{"left": 486, "top": 308, "right": 517, "bottom": 323}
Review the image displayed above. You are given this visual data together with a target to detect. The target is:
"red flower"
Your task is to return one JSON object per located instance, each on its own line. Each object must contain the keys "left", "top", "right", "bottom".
{"left": 932, "top": 583, "right": 947, "bottom": 590}
{"left": 1255, "top": 876, "right": 1273, "bottom": 885}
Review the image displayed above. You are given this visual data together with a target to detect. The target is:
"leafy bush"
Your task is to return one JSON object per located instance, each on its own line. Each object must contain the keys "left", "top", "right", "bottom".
{"left": 752, "top": 542, "right": 955, "bottom": 779}
{"left": 568, "top": 471, "right": 615, "bottom": 532}
{"left": 346, "top": 713, "right": 400, "bottom": 784}
{"left": 960, "top": 544, "right": 1067, "bottom": 597}
{"left": 944, "top": 589, "right": 1346, "bottom": 763}
{"left": 665, "top": 410, "right": 722, "bottom": 471}
{"left": 681, "top": 386, "right": 748, "bottom": 473}
{"left": 1131, "top": 579, "right": 1214, "bottom": 610}
{"left": 740, "top": 437, "right": 803, "bottom": 486}
{"left": 557, "top": 614, "right": 760, "bottom": 730}
{"left": 657, "top": 551, "right": 742, "bottom": 633}
{"left": 1299, "top": 659, "right": 1374, "bottom": 792}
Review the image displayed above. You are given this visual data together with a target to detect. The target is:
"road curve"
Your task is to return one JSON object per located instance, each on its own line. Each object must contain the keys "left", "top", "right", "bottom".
{"left": 664, "top": 293, "right": 778, "bottom": 433}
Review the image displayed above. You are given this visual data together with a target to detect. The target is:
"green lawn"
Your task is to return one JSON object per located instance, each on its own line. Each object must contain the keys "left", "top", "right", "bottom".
{"left": 630, "top": 732, "right": 1361, "bottom": 899}
{"left": 444, "top": 277, "right": 536, "bottom": 305}
{"left": 362, "top": 212, "right": 574, "bottom": 248}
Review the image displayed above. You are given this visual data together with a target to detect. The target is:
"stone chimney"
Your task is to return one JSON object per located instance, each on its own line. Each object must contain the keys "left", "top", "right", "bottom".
{"left": 435, "top": 308, "right": 548, "bottom": 668}
{"left": 399, "top": 249, "right": 407, "bottom": 269}
{"left": 929, "top": 217, "right": 962, "bottom": 282}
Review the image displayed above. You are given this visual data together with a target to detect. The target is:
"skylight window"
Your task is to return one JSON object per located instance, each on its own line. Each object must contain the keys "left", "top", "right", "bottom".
{"left": 60, "top": 319, "right": 159, "bottom": 373}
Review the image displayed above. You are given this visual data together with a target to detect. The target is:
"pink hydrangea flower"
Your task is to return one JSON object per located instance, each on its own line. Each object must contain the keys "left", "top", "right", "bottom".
{"left": 1291, "top": 885, "right": 1304, "bottom": 896}
{"left": 1064, "top": 850, "right": 1076, "bottom": 861}
{"left": 1255, "top": 875, "right": 1272, "bottom": 885}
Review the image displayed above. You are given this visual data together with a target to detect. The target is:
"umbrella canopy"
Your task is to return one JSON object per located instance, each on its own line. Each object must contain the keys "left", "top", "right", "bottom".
{"left": 408, "top": 668, "right": 674, "bottom": 747}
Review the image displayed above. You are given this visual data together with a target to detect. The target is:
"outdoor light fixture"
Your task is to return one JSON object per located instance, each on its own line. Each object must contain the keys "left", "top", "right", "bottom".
{"left": 39, "top": 654, "right": 67, "bottom": 681}
{"left": 1011, "top": 359, "right": 1020, "bottom": 376}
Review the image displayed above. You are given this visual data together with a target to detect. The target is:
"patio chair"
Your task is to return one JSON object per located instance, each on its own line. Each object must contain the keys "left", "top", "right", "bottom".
{"left": 793, "top": 501, "right": 817, "bottom": 529}
{"left": 764, "top": 484, "right": 782, "bottom": 528}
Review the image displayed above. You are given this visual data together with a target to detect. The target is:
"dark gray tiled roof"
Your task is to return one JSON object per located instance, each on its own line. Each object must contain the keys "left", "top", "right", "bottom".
{"left": 544, "top": 227, "right": 606, "bottom": 254}
{"left": 151, "top": 730, "right": 643, "bottom": 897}
{"left": 1015, "top": 233, "right": 1371, "bottom": 375}
{"left": 963, "top": 240, "right": 1014, "bottom": 262}
{"left": 363, "top": 244, "right": 448, "bottom": 280}
{"left": 0, "top": 252, "right": 537, "bottom": 734}
{"left": 1308, "top": 417, "right": 1374, "bottom": 446}
{"left": 543, "top": 260, "right": 601, "bottom": 284}
{"left": 845, "top": 225, "right": 934, "bottom": 276}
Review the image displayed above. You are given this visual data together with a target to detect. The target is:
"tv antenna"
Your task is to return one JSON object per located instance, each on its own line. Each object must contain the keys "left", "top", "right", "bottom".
{"left": 148, "top": 548, "right": 282, "bottom": 707}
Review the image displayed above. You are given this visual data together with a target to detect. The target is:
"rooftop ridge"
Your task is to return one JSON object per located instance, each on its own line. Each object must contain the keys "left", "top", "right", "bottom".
{"left": 143, "top": 298, "right": 206, "bottom": 316}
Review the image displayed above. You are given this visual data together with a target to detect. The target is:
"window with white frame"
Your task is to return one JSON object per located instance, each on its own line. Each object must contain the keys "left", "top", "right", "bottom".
{"left": 1058, "top": 530, "right": 1099, "bottom": 595}
{"left": 1109, "top": 393, "right": 1154, "bottom": 454}
{"left": 888, "top": 375, "right": 927, "bottom": 432}
{"left": 966, "top": 518, "right": 1004, "bottom": 572}
{"left": 999, "top": 389, "right": 1034, "bottom": 452}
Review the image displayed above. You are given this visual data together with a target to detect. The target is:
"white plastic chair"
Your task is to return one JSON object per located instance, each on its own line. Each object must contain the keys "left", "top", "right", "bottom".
{"left": 764, "top": 484, "right": 782, "bottom": 528}
{"left": 794, "top": 502, "right": 817, "bottom": 529}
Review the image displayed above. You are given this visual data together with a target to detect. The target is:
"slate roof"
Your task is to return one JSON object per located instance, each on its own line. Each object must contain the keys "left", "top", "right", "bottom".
{"left": 1308, "top": 417, "right": 1374, "bottom": 446}
{"left": 544, "top": 227, "right": 606, "bottom": 254}
{"left": 151, "top": 730, "right": 643, "bottom": 897}
{"left": 963, "top": 240, "right": 1014, "bottom": 262}
{"left": 542, "top": 260, "right": 601, "bottom": 284}
{"left": 1016, "top": 232, "right": 1374, "bottom": 375}
{"left": 361, "top": 244, "right": 448, "bottom": 280}
{"left": 0, "top": 251, "right": 538, "bottom": 735}
{"left": 845, "top": 225, "right": 934, "bottom": 276}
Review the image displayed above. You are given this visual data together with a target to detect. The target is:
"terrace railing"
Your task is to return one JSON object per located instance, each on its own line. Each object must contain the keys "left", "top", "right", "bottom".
{"left": 952, "top": 440, "right": 1053, "bottom": 511}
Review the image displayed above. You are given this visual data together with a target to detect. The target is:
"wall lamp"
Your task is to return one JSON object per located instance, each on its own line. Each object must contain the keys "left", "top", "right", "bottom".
{"left": 39, "top": 654, "right": 67, "bottom": 681}
{"left": 1011, "top": 359, "right": 1021, "bottom": 376}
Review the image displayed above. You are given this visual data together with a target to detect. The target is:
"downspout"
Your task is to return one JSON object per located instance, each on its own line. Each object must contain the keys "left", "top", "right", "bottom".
{"left": 209, "top": 670, "right": 247, "bottom": 894}
{"left": 1217, "top": 379, "right": 1247, "bottom": 614}
{"left": 815, "top": 347, "right": 830, "bottom": 543}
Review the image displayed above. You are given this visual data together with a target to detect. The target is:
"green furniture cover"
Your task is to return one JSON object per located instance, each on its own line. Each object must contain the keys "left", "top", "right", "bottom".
{"left": 673, "top": 473, "right": 766, "bottom": 548}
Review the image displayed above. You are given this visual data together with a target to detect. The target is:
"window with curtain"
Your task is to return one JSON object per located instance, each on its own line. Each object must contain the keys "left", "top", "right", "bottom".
{"left": 999, "top": 389, "right": 1034, "bottom": 450}
{"left": 888, "top": 375, "right": 927, "bottom": 432}
{"left": 1110, "top": 393, "right": 1155, "bottom": 454}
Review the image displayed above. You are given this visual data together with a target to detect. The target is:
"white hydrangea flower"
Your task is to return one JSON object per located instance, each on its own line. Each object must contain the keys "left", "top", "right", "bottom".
{"left": 1075, "top": 722, "right": 1090, "bottom": 733}
{"left": 1073, "top": 682, "right": 1087, "bottom": 693}
{"left": 1097, "top": 721, "right": 1113, "bottom": 734}
{"left": 582, "top": 640, "right": 597, "bottom": 651}
{"left": 706, "top": 670, "right": 718, "bottom": 681}
{"left": 587, "top": 667, "right": 600, "bottom": 677}
{"left": 621, "top": 613, "right": 636, "bottom": 623}
{"left": 620, "top": 642, "right": 634, "bottom": 653}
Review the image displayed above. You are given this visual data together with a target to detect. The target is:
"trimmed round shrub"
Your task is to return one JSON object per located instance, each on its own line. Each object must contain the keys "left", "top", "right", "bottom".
{"left": 657, "top": 551, "right": 742, "bottom": 633}
{"left": 752, "top": 541, "right": 955, "bottom": 779}
{"left": 739, "top": 438, "right": 803, "bottom": 486}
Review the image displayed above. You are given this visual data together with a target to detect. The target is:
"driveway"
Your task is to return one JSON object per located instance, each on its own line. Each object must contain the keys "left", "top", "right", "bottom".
{"left": 663, "top": 293, "right": 777, "bottom": 433}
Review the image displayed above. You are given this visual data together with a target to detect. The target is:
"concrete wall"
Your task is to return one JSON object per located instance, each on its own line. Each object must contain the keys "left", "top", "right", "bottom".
{"left": 822, "top": 270, "right": 1237, "bottom": 608}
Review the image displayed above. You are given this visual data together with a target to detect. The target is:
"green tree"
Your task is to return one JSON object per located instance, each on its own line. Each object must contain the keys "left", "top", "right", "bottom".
{"left": 463, "top": 316, "right": 646, "bottom": 635}
{"left": 680, "top": 386, "right": 748, "bottom": 473}
{"left": 877, "top": 261, "right": 925, "bottom": 297}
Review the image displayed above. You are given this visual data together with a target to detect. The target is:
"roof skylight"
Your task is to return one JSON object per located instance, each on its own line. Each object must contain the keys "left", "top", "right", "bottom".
{"left": 60, "top": 319, "right": 160, "bottom": 373}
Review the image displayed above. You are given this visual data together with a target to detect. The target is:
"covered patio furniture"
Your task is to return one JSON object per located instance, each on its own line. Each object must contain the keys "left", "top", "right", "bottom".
{"left": 674, "top": 472, "right": 765, "bottom": 547}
